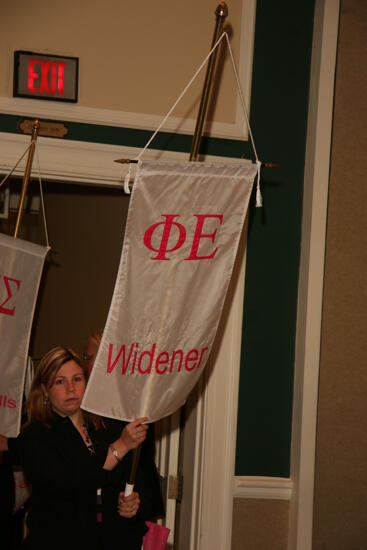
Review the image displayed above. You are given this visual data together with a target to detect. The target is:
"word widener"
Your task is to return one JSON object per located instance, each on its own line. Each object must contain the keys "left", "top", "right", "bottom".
{"left": 106, "top": 342, "right": 209, "bottom": 375}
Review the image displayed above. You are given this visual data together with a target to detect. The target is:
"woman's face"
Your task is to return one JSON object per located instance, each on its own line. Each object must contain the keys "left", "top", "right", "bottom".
{"left": 43, "top": 360, "right": 86, "bottom": 417}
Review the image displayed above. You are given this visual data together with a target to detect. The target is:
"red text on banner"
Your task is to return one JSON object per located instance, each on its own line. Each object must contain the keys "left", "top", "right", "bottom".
{"left": 0, "top": 276, "right": 21, "bottom": 316}
{"left": 143, "top": 214, "right": 223, "bottom": 260}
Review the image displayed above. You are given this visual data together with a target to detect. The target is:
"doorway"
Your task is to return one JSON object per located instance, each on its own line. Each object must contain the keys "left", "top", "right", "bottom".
{"left": 2, "top": 174, "right": 245, "bottom": 549}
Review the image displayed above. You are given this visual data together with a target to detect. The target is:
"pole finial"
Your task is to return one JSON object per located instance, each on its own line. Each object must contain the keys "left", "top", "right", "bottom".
{"left": 216, "top": 2, "right": 228, "bottom": 19}
{"left": 190, "top": 3, "right": 229, "bottom": 161}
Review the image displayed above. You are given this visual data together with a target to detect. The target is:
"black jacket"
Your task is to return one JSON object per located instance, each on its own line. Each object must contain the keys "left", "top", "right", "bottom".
{"left": 18, "top": 413, "right": 164, "bottom": 550}
{"left": 0, "top": 450, "right": 15, "bottom": 548}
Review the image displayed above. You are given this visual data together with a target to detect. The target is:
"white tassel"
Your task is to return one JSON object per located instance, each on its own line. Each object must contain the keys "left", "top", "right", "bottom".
{"left": 255, "top": 160, "right": 263, "bottom": 208}
{"left": 124, "top": 163, "right": 132, "bottom": 194}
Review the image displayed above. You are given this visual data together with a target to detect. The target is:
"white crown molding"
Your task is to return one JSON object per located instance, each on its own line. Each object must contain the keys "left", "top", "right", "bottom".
{"left": 0, "top": 131, "right": 189, "bottom": 186}
{"left": 0, "top": 132, "right": 131, "bottom": 186}
{"left": 234, "top": 476, "right": 293, "bottom": 500}
{"left": 0, "top": 131, "right": 251, "bottom": 187}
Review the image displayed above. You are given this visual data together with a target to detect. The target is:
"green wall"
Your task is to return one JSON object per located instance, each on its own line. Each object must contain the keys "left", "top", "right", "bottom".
{"left": 236, "top": 0, "right": 316, "bottom": 477}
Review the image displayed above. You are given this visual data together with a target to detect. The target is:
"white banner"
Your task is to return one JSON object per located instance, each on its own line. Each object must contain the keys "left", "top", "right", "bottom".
{"left": 0, "top": 234, "right": 49, "bottom": 437}
{"left": 82, "top": 160, "right": 257, "bottom": 422}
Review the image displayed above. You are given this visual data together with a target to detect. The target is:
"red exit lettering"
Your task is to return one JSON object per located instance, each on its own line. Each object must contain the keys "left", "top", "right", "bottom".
{"left": 28, "top": 58, "right": 66, "bottom": 96}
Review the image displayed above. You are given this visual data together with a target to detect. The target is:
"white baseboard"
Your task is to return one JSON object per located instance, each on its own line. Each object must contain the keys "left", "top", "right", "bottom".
{"left": 234, "top": 476, "right": 293, "bottom": 500}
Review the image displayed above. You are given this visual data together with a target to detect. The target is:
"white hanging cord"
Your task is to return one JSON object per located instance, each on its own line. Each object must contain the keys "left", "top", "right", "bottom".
{"left": 224, "top": 33, "right": 258, "bottom": 161}
{"left": 124, "top": 162, "right": 133, "bottom": 195}
{"left": 122, "top": 32, "right": 227, "bottom": 194}
{"left": 0, "top": 142, "right": 33, "bottom": 189}
{"left": 224, "top": 33, "right": 262, "bottom": 207}
{"left": 255, "top": 159, "right": 262, "bottom": 207}
{"left": 35, "top": 146, "right": 50, "bottom": 248}
{"left": 136, "top": 31, "right": 228, "bottom": 162}
{"left": 127, "top": 31, "right": 262, "bottom": 206}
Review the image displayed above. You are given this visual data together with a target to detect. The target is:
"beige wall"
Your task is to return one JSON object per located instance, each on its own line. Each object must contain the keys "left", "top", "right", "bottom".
{"left": 0, "top": 0, "right": 243, "bottom": 123}
{"left": 232, "top": 499, "right": 289, "bottom": 550}
{"left": 313, "top": 0, "right": 367, "bottom": 548}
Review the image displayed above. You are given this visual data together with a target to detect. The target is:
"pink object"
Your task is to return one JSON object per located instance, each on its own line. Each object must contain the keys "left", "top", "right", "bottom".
{"left": 143, "top": 521, "right": 170, "bottom": 550}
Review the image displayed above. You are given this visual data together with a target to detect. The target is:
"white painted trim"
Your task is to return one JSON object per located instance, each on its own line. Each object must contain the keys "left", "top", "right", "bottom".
{"left": 234, "top": 476, "right": 293, "bottom": 500}
{"left": 0, "top": 96, "right": 244, "bottom": 141}
{"left": 289, "top": 1, "right": 340, "bottom": 549}
{"left": 0, "top": 131, "right": 190, "bottom": 186}
{"left": 186, "top": 377, "right": 207, "bottom": 550}
{"left": 0, "top": 1, "right": 256, "bottom": 142}
{"left": 235, "top": 0, "right": 257, "bottom": 138}
{"left": 0, "top": 131, "right": 253, "bottom": 187}
{"left": 165, "top": 412, "right": 181, "bottom": 547}
{"left": 198, "top": 223, "right": 249, "bottom": 550}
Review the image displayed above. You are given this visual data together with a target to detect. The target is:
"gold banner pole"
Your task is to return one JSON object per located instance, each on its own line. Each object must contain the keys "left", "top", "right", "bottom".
{"left": 190, "top": 2, "right": 228, "bottom": 161}
{"left": 114, "top": 3, "right": 228, "bottom": 169}
{"left": 128, "top": 445, "right": 142, "bottom": 486}
{"left": 127, "top": 2, "right": 229, "bottom": 493}
{"left": 14, "top": 119, "right": 40, "bottom": 239}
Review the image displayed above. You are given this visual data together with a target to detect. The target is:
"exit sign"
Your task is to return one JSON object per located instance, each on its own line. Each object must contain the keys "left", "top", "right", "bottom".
{"left": 13, "top": 51, "right": 78, "bottom": 103}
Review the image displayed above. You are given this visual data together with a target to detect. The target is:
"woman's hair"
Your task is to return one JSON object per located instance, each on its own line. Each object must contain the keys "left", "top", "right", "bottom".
{"left": 87, "top": 329, "right": 103, "bottom": 348}
{"left": 82, "top": 329, "right": 104, "bottom": 373}
{"left": 25, "top": 346, "right": 100, "bottom": 428}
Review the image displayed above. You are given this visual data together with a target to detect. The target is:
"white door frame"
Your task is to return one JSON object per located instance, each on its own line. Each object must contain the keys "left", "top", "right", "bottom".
{"left": 288, "top": 1, "right": 340, "bottom": 548}
{"left": 197, "top": 223, "right": 251, "bottom": 550}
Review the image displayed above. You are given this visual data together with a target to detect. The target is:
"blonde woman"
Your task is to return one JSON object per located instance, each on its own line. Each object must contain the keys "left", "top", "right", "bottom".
{"left": 19, "top": 347, "right": 149, "bottom": 550}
